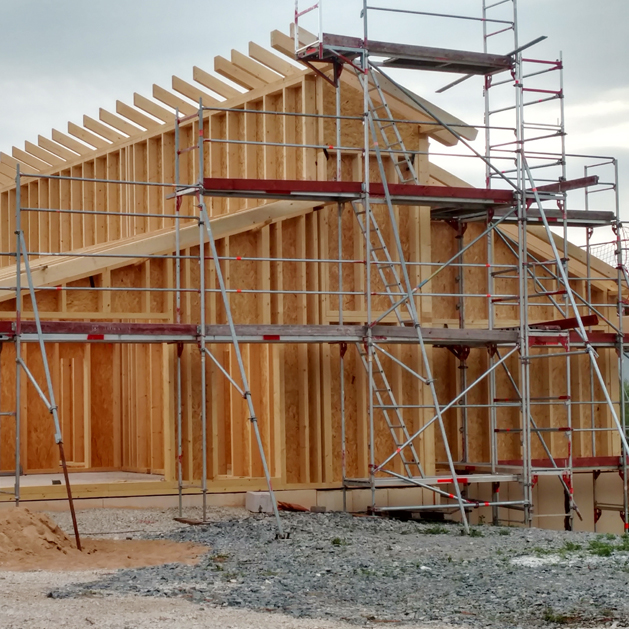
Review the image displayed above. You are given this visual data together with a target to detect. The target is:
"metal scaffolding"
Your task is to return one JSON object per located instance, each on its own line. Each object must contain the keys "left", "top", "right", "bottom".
{"left": 291, "top": 0, "right": 628, "bottom": 530}
{"left": 1, "top": 0, "right": 627, "bottom": 538}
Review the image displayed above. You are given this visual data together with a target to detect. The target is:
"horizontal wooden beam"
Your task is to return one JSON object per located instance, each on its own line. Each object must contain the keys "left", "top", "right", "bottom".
{"left": 0, "top": 199, "right": 318, "bottom": 302}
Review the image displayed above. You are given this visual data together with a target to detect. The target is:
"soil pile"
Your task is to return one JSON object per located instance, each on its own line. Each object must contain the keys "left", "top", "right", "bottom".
{"left": 0, "top": 507, "right": 208, "bottom": 571}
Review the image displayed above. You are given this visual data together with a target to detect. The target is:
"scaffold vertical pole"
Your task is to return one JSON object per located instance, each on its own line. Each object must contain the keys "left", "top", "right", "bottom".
{"left": 15, "top": 165, "right": 82, "bottom": 550}
{"left": 198, "top": 100, "right": 209, "bottom": 522}
{"left": 174, "top": 109, "right": 184, "bottom": 518}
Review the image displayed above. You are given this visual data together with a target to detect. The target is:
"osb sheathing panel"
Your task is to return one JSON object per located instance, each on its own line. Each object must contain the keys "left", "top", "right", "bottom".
{"left": 0, "top": 73, "right": 622, "bottom": 486}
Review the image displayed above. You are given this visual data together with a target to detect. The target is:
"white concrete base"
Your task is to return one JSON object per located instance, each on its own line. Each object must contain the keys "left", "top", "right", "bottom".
{"left": 245, "top": 491, "right": 274, "bottom": 514}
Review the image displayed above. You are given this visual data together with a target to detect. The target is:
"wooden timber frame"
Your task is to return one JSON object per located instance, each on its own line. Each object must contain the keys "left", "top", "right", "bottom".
{"left": 0, "top": 3, "right": 627, "bottom": 533}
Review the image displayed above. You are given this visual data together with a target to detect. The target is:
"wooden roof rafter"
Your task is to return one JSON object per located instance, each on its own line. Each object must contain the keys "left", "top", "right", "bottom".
{"left": 0, "top": 27, "right": 471, "bottom": 195}
{"left": 23, "top": 141, "right": 67, "bottom": 167}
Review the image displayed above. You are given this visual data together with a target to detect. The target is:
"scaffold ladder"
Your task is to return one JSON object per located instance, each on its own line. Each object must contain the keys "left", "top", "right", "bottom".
{"left": 367, "top": 68, "right": 418, "bottom": 185}
{"left": 354, "top": 342, "right": 425, "bottom": 478}
{"left": 350, "top": 59, "right": 471, "bottom": 529}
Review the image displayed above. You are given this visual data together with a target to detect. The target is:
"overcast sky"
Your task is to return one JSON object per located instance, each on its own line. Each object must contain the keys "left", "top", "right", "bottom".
{"left": 0, "top": 0, "right": 626, "bottom": 242}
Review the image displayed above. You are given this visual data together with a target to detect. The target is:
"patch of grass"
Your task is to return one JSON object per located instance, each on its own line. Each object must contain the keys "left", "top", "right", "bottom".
{"left": 498, "top": 528, "right": 510, "bottom": 536}
{"left": 543, "top": 607, "right": 569, "bottom": 624}
{"left": 422, "top": 525, "right": 448, "bottom": 535}
{"left": 468, "top": 528, "right": 484, "bottom": 538}
{"left": 532, "top": 546, "right": 553, "bottom": 556}
{"left": 561, "top": 541, "right": 581, "bottom": 552}
{"left": 331, "top": 537, "right": 348, "bottom": 546}
{"left": 588, "top": 539, "right": 614, "bottom": 557}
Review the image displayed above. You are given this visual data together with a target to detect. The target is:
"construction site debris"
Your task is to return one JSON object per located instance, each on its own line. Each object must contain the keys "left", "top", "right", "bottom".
{"left": 0, "top": 508, "right": 207, "bottom": 571}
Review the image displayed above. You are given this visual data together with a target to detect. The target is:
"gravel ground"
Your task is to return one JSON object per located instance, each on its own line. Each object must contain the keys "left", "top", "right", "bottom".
{"left": 5, "top": 570, "right": 453, "bottom": 629}
{"left": 45, "top": 508, "right": 629, "bottom": 628}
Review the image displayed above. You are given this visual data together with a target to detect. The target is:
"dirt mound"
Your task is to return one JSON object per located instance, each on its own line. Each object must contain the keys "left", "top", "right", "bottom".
{"left": 0, "top": 508, "right": 208, "bottom": 571}
{"left": 0, "top": 508, "right": 73, "bottom": 558}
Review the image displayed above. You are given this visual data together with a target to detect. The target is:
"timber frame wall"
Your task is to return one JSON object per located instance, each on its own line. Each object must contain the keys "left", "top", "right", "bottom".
{"left": 0, "top": 8, "right": 627, "bottom": 530}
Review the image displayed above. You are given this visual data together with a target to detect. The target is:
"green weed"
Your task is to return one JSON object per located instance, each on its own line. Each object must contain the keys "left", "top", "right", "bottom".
{"left": 422, "top": 525, "right": 448, "bottom": 535}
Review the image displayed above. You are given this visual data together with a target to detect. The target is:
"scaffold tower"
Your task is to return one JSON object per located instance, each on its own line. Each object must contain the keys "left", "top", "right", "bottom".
{"left": 1, "top": 1, "right": 627, "bottom": 538}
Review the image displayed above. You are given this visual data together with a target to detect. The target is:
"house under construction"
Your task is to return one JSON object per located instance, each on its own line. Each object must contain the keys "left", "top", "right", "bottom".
{"left": 0, "top": 2, "right": 627, "bottom": 536}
